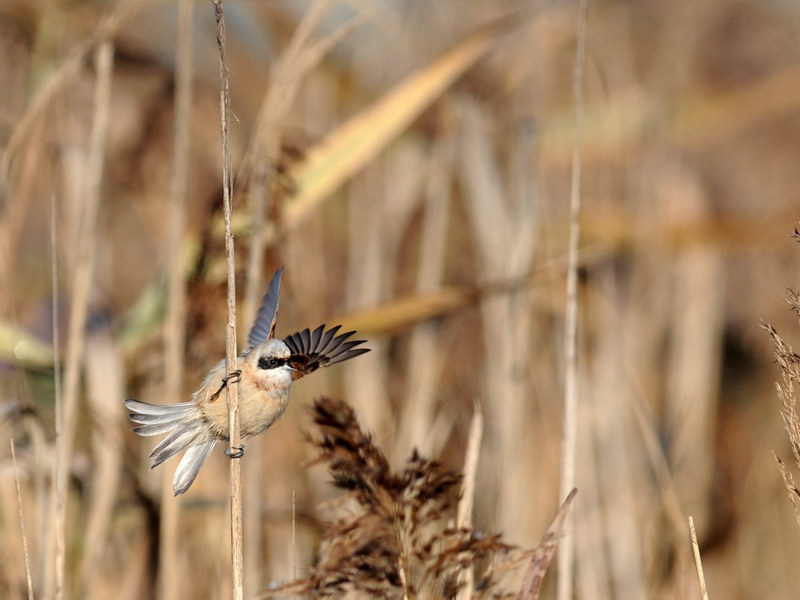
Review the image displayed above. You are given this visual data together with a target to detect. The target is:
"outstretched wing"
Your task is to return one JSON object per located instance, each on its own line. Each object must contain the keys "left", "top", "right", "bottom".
{"left": 247, "top": 266, "right": 284, "bottom": 349}
{"left": 283, "top": 324, "right": 370, "bottom": 380}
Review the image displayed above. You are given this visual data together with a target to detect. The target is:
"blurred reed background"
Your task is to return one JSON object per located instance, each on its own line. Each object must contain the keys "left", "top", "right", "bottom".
{"left": 1, "top": 0, "right": 800, "bottom": 598}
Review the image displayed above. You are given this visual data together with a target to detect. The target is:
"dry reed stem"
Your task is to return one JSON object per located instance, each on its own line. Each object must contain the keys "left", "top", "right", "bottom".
{"left": 241, "top": 160, "right": 271, "bottom": 596}
{"left": 159, "top": 0, "right": 194, "bottom": 596}
{"left": 396, "top": 135, "right": 454, "bottom": 458}
{"left": 0, "top": 0, "right": 145, "bottom": 183}
{"left": 344, "top": 142, "right": 428, "bottom": 434}
{"left": 457, "top": 95, "right": 537, "bottom": 539}
{"left": 239, "top": 0, "right": 330, "bottom": 182}
{"left": 626, "top": 379, "right": 696, "bottom": 553}
{"left": 292, "top": 489, "right": 297, "bottom": 581}
{"left": 240, "top": 2, "right": 336, "bottom": 585}
{"left": 663, "top": 163, "right": 723, "bottom": 535}
{"left": 243, "top": 165, "right": 268, "bottom": 596}
{"left": 688, "top": 517, "right": 709, "bottom": 600}
{"left": 345, "top": 167, "right": 390, "bottom": 434}
{"left": 342, "top": 142, "right": 425, "bottom": 435}
{"left": 456, "top": 405, "right": 483, "bottom": 600}
{"left": 557, "top": 1, "right": 588, "bottom": 599}
{"left": 79, "top": 333, "right": 126, "bottom": 597}
{"left": 212, "top": 1, "right": 244, "bottom": 597}
{"left": 10, "top": 439, "right": 34, "bottom": 600}
{"left": 45, "top": 193, "right": 62, "bottom": 599}
{"left": 55, "top": 39, "right": 114, "bottom": 600}
{"left": 585, "top": 279, "right": 646, "bottom": 598}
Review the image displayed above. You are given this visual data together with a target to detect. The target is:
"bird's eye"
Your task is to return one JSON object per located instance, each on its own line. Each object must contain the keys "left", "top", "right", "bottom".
{"left": 258, "top": 356, "right": 281, "bottom": 370}
{"left": 258, "top": 356, "right": 276, "bottom": 369}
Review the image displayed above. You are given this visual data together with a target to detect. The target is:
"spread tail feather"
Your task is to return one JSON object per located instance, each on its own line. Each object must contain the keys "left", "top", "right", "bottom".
{"left": 149, "top": 421, "right": 204, "bottom": 469}
{"left": 124, "top": 398, "right": 195, "bottom": 416}
{"left": 172, "top": 441, "right": 216, "bottom": 495}
{"left": 125, "top": 398, "right": 195, "bottom": 435}
{"left": 125, "top": 398, "right": 197, "bottom": 440}
{"left": 124, "top": 397, "right": 213, "bottom": 495}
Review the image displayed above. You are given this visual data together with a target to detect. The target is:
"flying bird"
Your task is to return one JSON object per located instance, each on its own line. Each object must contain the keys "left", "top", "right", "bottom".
{"left": 124, "top": 267, "right": 369, "bottom": 495}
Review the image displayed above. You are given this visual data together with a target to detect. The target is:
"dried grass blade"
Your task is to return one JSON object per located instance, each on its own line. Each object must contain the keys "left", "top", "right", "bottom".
{"left": 688, "top": 517, "right": 710, "bottom": 600}
{"left": 329, "top": 288, "right": 470, "bottom": 335}
{"left": 283, "top": 26, "right": 497, "bottom": 230}
{"left": 519, "top": 488, "right": 578, "bottom": 600}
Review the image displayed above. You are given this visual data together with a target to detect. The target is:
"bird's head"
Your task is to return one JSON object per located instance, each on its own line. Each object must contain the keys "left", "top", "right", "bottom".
{"left": 245, "top": 338, "right": 295, "bottom": 388}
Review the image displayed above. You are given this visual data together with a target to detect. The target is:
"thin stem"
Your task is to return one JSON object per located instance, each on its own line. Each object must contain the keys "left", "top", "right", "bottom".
{"left": 55, "top": 40, "right": 114, "bottom": 600}
{"left": 48, "top": 191, "right": 62, "bottom": 600}
{"left": 243, "top": 160, "right": 267, "bottom": 596}
{"left": 292, "top": 489, "right": 297, "bottom": 582}
{"left": 557, "top": 1, "right": 588, "bottom": 600}
{"left": 456, "top": 405, "right": 483, "bottom": 600}
{"left": 212, "top": 1, "right": 244, "bottom": 598}
{"left": 11, "top": 439, "right": 35, "bottom": 600}
{"left": 159, "top": 0, "right": 194, "bottom": 596}
{"left": 689, "top": 517, "right": 710, "bottom": 600}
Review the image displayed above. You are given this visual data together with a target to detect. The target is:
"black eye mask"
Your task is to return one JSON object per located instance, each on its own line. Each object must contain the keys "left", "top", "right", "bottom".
{"left": 257, "top": 356, "right": 288, "bottom": 370}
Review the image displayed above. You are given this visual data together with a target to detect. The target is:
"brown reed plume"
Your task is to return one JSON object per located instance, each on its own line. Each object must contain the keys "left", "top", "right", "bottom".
{"left": 764, "top": 229, "right": 800, "bottom": 528}
{"left": 268, "top": 397, "right": 538, "bottom": 599}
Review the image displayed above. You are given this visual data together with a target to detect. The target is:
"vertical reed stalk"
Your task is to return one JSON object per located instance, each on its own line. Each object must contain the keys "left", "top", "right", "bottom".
{"left": 45, "top": 193, "right": 62, "bottom": 600}
{"left": 79, "top": 330, "right": 126, "bottom": 598}
{"left": 160, "top": 0, "right": 194, "bottom": 596}
{"left": 396, "top": 136, "right": 453, "bottom": 459}
{"left": 54, "top": 40, "right": 114, "bottom": 600}
{"left": 557, "top": 1, "right": 588, "bottom": 599}
{"left": 291, "top": 489, "right": 297, "bottom": 581}
{"left": 10, "top": 439, "right": 35, "bottom": 600}
{"left": 212, "top": 1, "right": 243, "bottom": 597}
{"left": 243, "top": 161, "right": 268, "bottom": 595}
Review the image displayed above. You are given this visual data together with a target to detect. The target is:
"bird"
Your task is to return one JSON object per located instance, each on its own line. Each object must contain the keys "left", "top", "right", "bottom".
{"left": 124, "top": 267, "right": 369, "bottom": 495}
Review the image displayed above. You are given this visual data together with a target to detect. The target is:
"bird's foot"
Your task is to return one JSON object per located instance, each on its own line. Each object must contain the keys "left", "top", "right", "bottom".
{"left": 225, "top": 444, "right": 245, "bottom": 459}
{"left": 222, "top": 369, "right": 242, "bottom": 386}
{"left": 210, "top": 369, "right": 242, "bottom": 402}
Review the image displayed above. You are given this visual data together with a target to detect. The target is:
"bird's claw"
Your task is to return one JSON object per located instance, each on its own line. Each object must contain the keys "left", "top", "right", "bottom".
{"left": 222, "top": 369, "right": 242, "bottom": 386}
{"left": 225, "top": 444, "right": 245, "bottom": 459}
{"left": 210, "top": 369, "right": 242, "bottom": 402}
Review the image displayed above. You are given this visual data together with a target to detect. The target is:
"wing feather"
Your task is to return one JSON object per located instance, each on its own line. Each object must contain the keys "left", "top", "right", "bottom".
{"left": 246, "top": 266, "right": 284, "bottom": 349}
{"left": 317, "top": 325, "right": 341, "bottom": 353}
{"left": 310, "top": 324, "right": 325, "bottom": 349}
{"left": 283, "top": 324, "right": 369, "bottom": 379}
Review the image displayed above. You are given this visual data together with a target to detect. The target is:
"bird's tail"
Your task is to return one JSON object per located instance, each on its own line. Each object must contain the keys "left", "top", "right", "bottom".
{"left": 124, "top": 398, "right": 195, "bottom": 438}
{"left": 172, "top": 440, "right": 216, "bottom": 495}
{"left": 124, "top": 398, "right": 214, "bottom": 494}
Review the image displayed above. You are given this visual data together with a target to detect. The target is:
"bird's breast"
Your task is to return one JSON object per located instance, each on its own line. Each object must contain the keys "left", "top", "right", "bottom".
{"left": 237, "top": 374, "right": 291, "bottom": 438}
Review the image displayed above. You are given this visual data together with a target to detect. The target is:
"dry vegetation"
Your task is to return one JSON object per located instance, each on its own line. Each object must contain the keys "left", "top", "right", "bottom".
{"left": 1, "top": 0, "right": 800, "bottom": 599}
